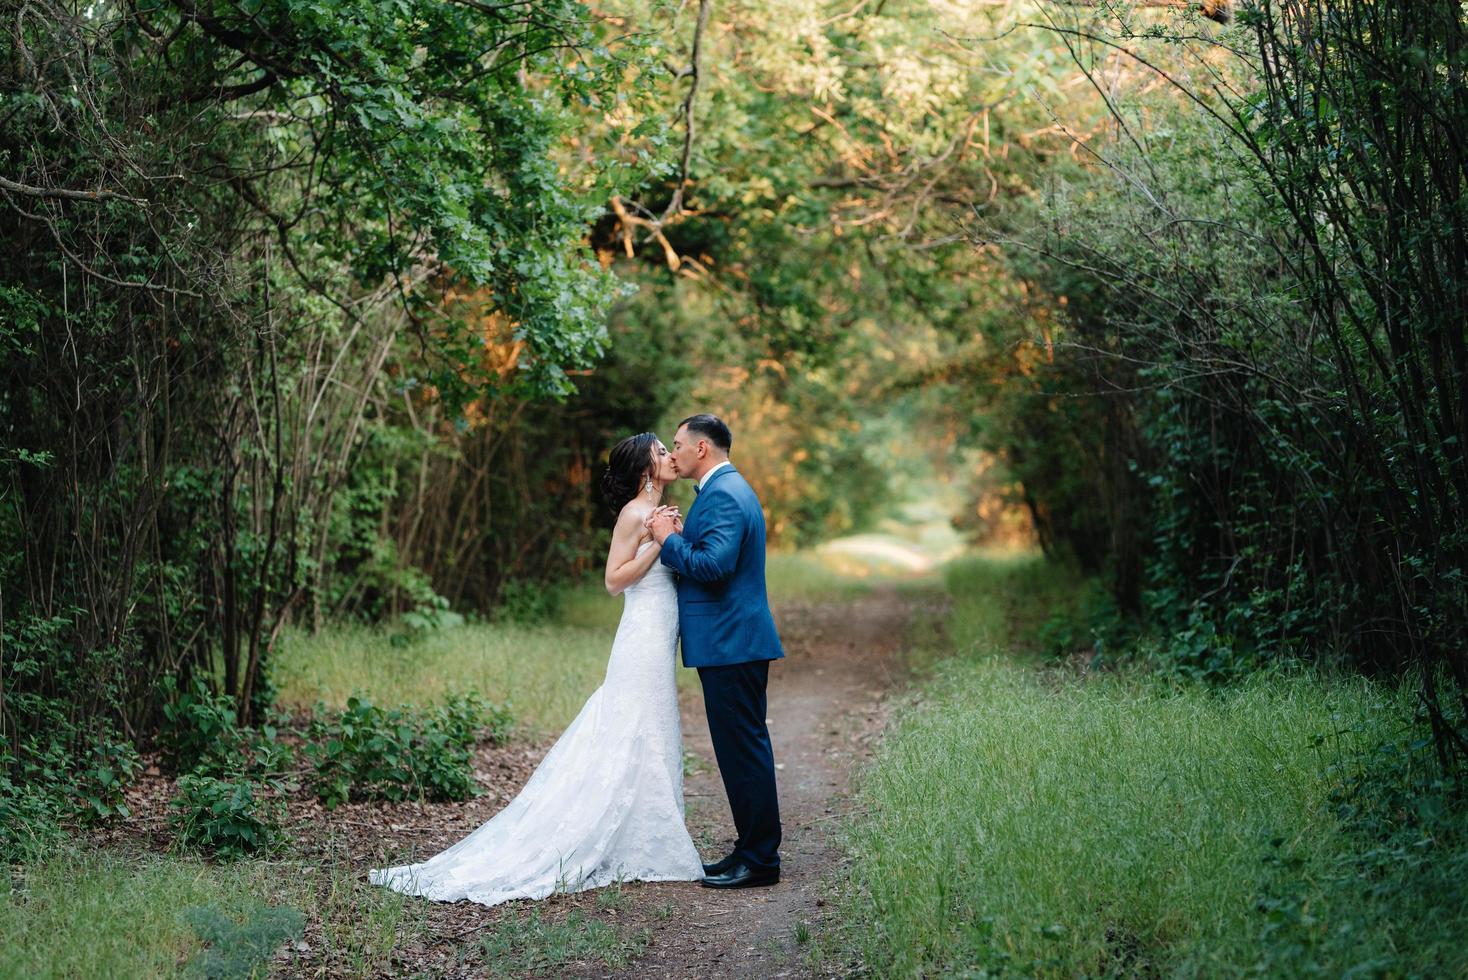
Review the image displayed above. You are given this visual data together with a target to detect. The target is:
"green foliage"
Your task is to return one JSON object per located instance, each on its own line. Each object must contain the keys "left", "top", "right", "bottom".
{"left": 0, "top": 766, "right": 71, "bottom": 862}
{"left": 170, "top": 775, "right": 286, "bottom": 861}
{"left": 160, "top": 678, "right": 247, "bottom": 775}
{"left": 73, "top": 738, "right": 141, "bottom": 824}
{"left": 304, "top": 693, "right": 509, "bottom": 809}
{"left": 182, "top": 902, "right": 306, "bottom": 980}
{"left": 0, "top": 722, "right": 139, "bottom": 861}
{"left": 960, "top": 0, "right": 1468, "bottom": 769}
{"left": 159, "top": 676, "right": 295, "bottom": 781}
{"left": 493, "top": 579, "right": 565, "bottom": 626}
{"left": 476, "top": 908, "right": 651, "bottom": 977}
{"left": 833, "top": 555, "right": 1468, "bottom": 977}
{"left": 153, "top": 676, "right": 300, "bottom": 859}
{"left": 0, "top": 0, "right": 643, "bottom": 792}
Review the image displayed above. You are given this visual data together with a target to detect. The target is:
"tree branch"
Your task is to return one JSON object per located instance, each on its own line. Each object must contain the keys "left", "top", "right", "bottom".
{"left": 1043, "top": 0, "right": 1231, "bottom": 24}
{"left": 662, "top": 0, "right": 711, "bottom": 222}
{"left": 0, "top": 174, "right": 145, "bottom": 206}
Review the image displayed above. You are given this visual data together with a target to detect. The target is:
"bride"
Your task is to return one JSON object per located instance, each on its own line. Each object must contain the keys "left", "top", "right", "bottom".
{"left": 369, "top": 433, "right": 704, "bottom": 905}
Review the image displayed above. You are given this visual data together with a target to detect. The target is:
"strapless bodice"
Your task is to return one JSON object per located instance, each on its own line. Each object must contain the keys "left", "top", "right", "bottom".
{"left": 625, "top": 541, "right": 676, "bottom": 599}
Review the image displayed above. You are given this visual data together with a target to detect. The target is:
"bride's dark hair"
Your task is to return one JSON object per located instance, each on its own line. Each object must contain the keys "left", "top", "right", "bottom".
{"left": 601, "top": 432, "right": 659, "bottom": 515}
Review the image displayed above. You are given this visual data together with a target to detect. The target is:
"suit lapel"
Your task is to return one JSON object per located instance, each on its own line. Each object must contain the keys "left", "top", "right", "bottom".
{"left": 685, "top": 464, "right": 735, "bottom": 540}
{"left": 701, "top": 463, "right": 737, "bottom": 492}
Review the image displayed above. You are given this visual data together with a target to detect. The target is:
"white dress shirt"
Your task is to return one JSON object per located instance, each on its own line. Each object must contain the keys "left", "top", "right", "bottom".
{"left": 697, "top": 459, "right": 733, "bottom": 492}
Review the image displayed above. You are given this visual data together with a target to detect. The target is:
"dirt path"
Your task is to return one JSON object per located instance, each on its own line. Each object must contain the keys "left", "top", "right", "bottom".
{"left": 233, "top": 587, "right": 930, "bottom": 978}
{"left": 583, "top": 587, "right": 918, "bottom": 978}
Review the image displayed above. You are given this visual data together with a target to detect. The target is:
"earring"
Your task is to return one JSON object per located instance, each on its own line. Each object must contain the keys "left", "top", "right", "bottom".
{"left": 644, "top": 477, "right": 655, "bottom": 494}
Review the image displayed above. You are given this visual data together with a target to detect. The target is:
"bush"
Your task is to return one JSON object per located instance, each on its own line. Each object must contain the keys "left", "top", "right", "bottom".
{"left": 161, "top": 677, "right": 249, "bottom": 774}
{"left": 493, "top": 579, "right": 563, "bottom": 626}
{"left": 73, "top": 737, "right": 141, "bottom": 823}
{"left": 160, "top": 676, "right": 294, "bottom": 779}
{"left": 170, "top": 775, "right": 284, "bottom": 861}
{"left": 304, "top": 693, "right": 510, "bottom": 809}
{"left": 0, "top": 727, "right": 139, "bottom": 861}
{"left": 0, "top": 766, "right": 70, "bottom": 861}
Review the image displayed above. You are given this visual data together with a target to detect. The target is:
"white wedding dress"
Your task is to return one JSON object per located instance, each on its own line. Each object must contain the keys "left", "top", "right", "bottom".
{"left": 368, "top": 543, "right": 703, "bottom": 906}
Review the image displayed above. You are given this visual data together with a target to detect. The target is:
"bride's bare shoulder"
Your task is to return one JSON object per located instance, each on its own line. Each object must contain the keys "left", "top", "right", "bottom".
{"left": 617, "top": 498, "right": 655, "bottom": 529}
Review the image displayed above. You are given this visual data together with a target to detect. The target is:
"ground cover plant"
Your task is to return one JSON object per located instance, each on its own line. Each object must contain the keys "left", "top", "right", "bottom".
{"left": 0, "top": 550, "right": 876, "bottom": 976}
{"left": 831, "top": 556, "right": 1468, "bottom": 976}
{"left": 0, "top": 843, "right": 443, "bottom": 978}
{"left": 272, "top": 553, "right": 864, "bottom": 736}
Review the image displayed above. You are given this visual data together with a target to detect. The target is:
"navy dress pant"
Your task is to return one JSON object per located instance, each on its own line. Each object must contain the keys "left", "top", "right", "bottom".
{"left": 697, "top": 660, "right": 782, "bottom": 872}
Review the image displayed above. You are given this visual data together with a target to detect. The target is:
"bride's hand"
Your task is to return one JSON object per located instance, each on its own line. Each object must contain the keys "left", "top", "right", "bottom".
{"left": 645, "top": 505, "right": 682, "bottom": 544}
{"left": 643, "top": 505, "right": 679, "bottom": 529}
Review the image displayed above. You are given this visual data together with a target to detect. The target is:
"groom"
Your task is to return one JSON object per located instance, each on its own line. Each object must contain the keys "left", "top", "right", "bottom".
{"left": 646, "top": 414, "right": 783, "bottom": 889}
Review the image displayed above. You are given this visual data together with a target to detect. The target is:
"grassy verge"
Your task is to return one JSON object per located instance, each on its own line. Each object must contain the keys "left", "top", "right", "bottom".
{"left": 766, "top": 550, "right": 877, "bottom": 600}
{"left": 0, "top": 845, "right": 430, "bottom": 978}
{"left": 273, "top": 617, "right": 631, "bottom": 738}
{"left": 4, "top": 548, "right": 888, "bottom": 978}
{"left": 828, "top": 554, "right": 1467, "bottom": 977}
{"left": 274, "top": 550, "right": 878, "bottom": 737}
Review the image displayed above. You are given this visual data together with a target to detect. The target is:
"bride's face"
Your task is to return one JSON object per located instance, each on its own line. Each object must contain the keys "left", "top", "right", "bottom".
{"left": 650, "top": 441, "right": 677, "bottom": 485}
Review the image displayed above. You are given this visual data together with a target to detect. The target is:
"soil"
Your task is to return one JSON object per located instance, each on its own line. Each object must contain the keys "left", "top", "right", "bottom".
{"left": 103, "top": 587, "right": 933, "bottom": 978}
{"left": 586, "top": 587, "right": 921, "bottom": 979}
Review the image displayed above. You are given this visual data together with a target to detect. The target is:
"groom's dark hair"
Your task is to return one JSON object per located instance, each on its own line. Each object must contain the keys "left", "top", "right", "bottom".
{"left": 679, "top": 413, "right": 732, "bottom": 452}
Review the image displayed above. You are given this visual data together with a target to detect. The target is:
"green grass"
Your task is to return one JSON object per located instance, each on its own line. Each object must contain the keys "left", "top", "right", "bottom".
{"left": 274, "top": 550, "right": 879, "bottom": 736}
{"left": 0, "top": 845, "right": 429, "bottom": 978}
{"left": 833, "top": 554, "right": 1468, "bottom": 977}
{"left": 765, "top": 550, "right": 878, "bottom": 600}
{"left": 473, "top": 906, "right": 650, "bottom": 976}
{"left": 0, "top": 848, "right": 280, "bottom": 978}
{"left": 273, "top": 617, "right": 635, "bottom": 737}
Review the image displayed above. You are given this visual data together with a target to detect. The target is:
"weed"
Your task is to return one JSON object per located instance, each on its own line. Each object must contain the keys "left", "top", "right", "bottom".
{"left": 477, "top": 908, "right": 649, "bottom": 976}
{"left": 182, "top": 902, "right": 304, "bottom": 979}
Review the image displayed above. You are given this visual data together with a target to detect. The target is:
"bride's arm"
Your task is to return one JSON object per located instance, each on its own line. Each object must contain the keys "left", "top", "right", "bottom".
{"left": 604, "top": 504, "right": 669, "bottom": 595}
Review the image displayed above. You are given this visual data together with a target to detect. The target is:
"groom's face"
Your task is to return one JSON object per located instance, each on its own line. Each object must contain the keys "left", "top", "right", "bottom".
{"left": 670, "top": 425, "right": 705, "bottom": 480}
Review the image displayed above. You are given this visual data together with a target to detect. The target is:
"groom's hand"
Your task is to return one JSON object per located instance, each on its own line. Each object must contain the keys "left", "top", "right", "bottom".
{"left": 646, "top": 507, "right": 680, "bottom": 545}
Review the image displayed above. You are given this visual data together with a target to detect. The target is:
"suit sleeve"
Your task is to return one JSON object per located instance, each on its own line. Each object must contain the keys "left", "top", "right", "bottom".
{"left": 659, "top": 489, "right": 743, "bottom": 584}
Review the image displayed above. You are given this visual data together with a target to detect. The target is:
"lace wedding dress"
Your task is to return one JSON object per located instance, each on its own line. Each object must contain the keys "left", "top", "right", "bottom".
{"left": 369, "top": 543, "right": 703, "bottom": 905}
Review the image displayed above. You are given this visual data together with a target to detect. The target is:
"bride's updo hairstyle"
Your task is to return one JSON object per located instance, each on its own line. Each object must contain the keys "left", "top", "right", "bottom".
{"left": 601, "top": 432, "right": 659, "bottom": 515}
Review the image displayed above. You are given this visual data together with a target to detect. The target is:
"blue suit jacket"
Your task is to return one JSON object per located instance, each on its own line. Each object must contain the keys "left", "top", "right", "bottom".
{"left": 659, "top": 464, "right": 785, "bottom": 668}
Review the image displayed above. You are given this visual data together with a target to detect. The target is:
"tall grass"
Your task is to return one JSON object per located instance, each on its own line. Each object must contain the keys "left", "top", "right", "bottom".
{"left": 274, "top": 551, "right": 879, "bottom": 736}
{"left": 0, "top": 846, "right": 428, "bottom": 978}
{"left": 834, "top": 555, "right": 1467, "bottom": 976}
{"left": 273, "top": 617, "right": 635, "bottom": 737}
{"left": 765, "top": 551, "right": 876, "bottom": 600}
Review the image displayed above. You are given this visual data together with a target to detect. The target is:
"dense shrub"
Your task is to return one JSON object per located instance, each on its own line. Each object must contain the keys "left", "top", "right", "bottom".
{"left": 159, "top": 678, "right": 293, "bottom": 779}
{"left": 965, "top": 0, "right": 1468, "bottom": 771}
{"left": 305, "top": 694, "right": 510, "bottom": 809}
{"left": 0, "top": 723, "right": 138, "bottom": 861}
{"left": 170, "top": 775, "right": 285, "bottom": 861}
{"left": 0, "top": 0, "right": 633, "bottom": 803}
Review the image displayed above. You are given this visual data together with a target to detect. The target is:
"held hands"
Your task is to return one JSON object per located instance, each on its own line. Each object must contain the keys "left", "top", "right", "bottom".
{"left": 644, "top": 505, "right": 682, "bottom": 544}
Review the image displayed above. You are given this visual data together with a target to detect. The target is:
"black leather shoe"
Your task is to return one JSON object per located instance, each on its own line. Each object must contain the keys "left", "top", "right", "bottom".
{"left": 702, "top": 853, "right": 740, "bottom": 877}
{"left": 700, "top": 862, "right": 780, "bottom": 889}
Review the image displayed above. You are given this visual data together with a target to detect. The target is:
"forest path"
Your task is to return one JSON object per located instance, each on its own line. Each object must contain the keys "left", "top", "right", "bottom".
{"left": 568, "top": 585, "right": 934, "bottom": 979}
{"left": 261, "top": 584, "right": 937, "bottom": 978}
{"left": 590, "top": 586, "right": 910, "bottom": 974}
